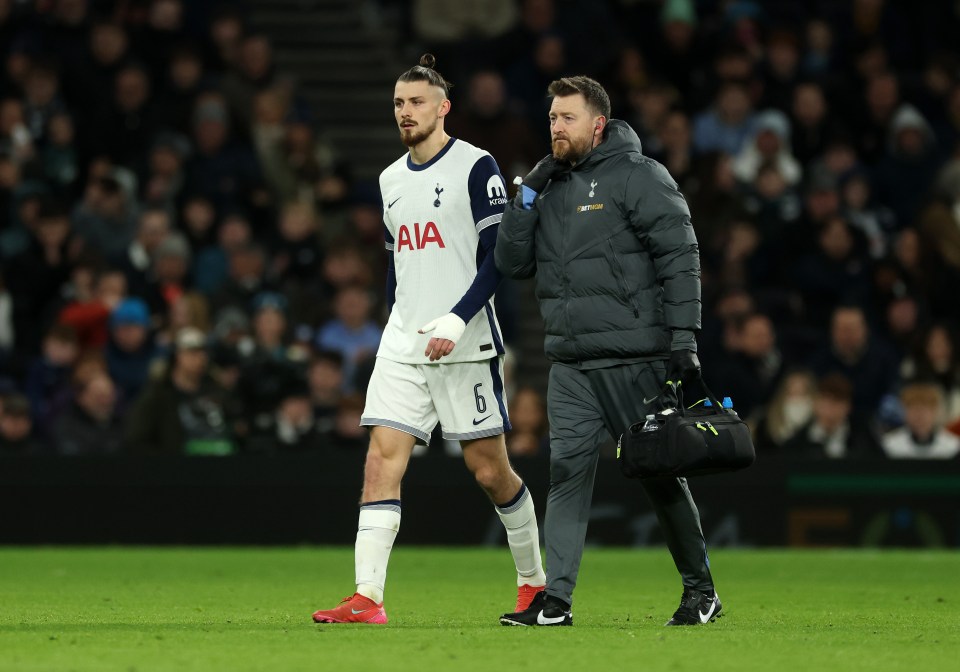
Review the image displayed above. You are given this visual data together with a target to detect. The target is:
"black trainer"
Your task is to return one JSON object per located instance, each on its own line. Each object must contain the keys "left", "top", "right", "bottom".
{"left": 500, "top": 591, "right": 573, "bottom": 626}
{"left": 665, "top": 588, "right": 722, "bottom": 626}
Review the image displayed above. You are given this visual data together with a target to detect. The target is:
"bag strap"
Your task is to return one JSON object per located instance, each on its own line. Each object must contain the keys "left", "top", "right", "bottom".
{"left": 660, "top": 378, "right": 724, "bottom": 416}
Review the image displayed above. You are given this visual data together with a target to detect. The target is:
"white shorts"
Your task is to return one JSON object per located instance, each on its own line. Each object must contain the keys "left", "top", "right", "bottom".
{"left": 361, "top": 356, "right": 511, "bottom": 445}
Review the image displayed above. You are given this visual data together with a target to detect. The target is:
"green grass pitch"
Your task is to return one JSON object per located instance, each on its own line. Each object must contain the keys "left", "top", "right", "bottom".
{"left": 1, "top": 547, "right": 957, "bottom": 671}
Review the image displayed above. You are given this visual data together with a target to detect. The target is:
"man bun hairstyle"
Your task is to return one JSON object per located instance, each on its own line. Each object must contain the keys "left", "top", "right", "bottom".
{"left": 397, "top": 53, "right": 452, "bottom": 98}
{"left": 548, "top": 76, "right": 611, "bottom": 120}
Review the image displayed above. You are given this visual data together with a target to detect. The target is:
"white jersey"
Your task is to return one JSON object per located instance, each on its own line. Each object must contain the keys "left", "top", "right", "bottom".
{"left": 378, "top": 137, "right": 507, "bottom": 364}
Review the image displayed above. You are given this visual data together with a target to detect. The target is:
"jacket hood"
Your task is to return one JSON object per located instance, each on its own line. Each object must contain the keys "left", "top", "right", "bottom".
{"left": 576, "top": 119, "right": 643, "bottom": 169}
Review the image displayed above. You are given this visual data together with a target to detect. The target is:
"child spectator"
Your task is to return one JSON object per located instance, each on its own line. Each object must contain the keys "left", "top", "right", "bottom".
{"left": 783, "top": 374, "right": 881, "bottom": 459}
{"left": 882, "top": 383, "right": 960, "bottom": 459}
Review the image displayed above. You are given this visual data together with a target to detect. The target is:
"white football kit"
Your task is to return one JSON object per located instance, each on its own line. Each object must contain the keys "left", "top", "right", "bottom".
{"left": 361, "top": 138, "right": 511, "bottom": 443}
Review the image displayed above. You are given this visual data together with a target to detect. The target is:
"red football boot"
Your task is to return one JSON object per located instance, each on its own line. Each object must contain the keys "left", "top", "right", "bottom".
{"left": 312, "top": 593, "right": 388, "bottom": 624}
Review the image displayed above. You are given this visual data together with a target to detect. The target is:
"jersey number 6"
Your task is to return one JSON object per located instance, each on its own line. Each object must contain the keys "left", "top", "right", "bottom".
{"left": 474, "top": 383, "right": 487, "bottom": 414}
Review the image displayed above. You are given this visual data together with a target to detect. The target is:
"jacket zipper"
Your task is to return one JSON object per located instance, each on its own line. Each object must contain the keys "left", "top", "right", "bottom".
{"left": 560, "top": 179, "right": 575, "bottom": 351}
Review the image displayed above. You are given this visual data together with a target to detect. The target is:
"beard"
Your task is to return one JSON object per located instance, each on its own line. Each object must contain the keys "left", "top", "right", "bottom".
{"left": 551, "top": 133, "right": 593, "bottom": 164}
{"left": 399, "top": 118, "right": 438, "bottom": 147}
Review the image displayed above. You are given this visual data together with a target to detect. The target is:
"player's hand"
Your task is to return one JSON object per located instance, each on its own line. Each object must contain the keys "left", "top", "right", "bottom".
{"left": 418, "top": 313, "right": 466, "bottom": 361}
{"left": 667, "top": 349, "right": 701, "bottom": 387}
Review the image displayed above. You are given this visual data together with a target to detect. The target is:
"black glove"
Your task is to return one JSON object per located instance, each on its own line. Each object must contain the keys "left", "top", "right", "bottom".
{"left": 667, "top": 349, "right": 701, "bottom": 387}
{"left": 522, "top": 154, "right": 564, "bottom": 193}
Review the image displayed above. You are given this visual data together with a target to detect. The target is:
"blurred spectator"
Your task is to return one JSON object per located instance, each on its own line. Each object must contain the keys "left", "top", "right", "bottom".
{"left": 156, "top": 290, "right": 210, "bottom": 351}
{"left": 210, "top": 242, "right": 272, "bottom": 315}
{"left": 42, "top": 111, "right": 79, "bottom": 195}
{"left": 0, "top": 97, "right": 34, "bottom": 167}
{"left": 71, "top": 171, "right": 138, "bottom": 260}
{"left": 623, "top": 82, "right": 677, "bottom": 161}
{"left": 873, "top": 104, "right": 941, "bottom": 228}
{"left": 236, "top": 291, "right": 308, "bottom": 435}
{"left": 58, "top": 266, "right": 126, "bottom": 349}
{"left": 751, "top": 369, "right": 816, "bottom": 453}
{"left": 220, "top": 32, "right": 287, "bottom": 133}
{"left": 193, "top": 208, "right": 252, "bottom": 295}
{"left": 791, "top": 217, "right": 872, "bottom": 329}
{"left": 934, "top": 83, "right": 960, "bottom": 153}
{"left": 138, "top": 0, "right": 186, "bottom": 84}
{"left": 112, "top": 207, "right": 170, "bottom": 300}
{"left": 789, "top": 81, "right": 845, "bottom": 166}
{"left": 269, "top": 202, "right": 322, "bottom": 286}
{"left": 760, "top": 28, "right": 802, "bottom": 113}
{"left": 840, "top": 168, "right": 896, "bottom": 259}
{"left": 882, "top": 383, "right": 960, "bottom": 459}
{"left": 800, "top": 18, "right": 835, "bottom": 77}
{"left": 333, "top": 392, "right": 367, "bottom": 449}
{"left": 881, "top": 293, "right": 924, "bottom": 360}
{"left": 180, "top": 193, "right": 217, "bottom": 256}
{"left": 68, "top": 19, "right": 130, "bottom": 116}
{"left": 605, "top": 46, "right": 650, "bottom": 120}
{"left": 692, "top": 81, "right": 755, "bottom": 155}
{"left": 315, "top": 284, "right": 382, "bottom": 392}
{"left": 643, "top": 0, "right": 703, "bottom": 105}
{"left": 0, "top": 393, "right": 44, "bottom": 454}
{"left": 649, "top": 109, "right": 694, "bottom": 186}
{"left": 854, "top": 71, "right": 900, "bottom": 163}
{"left": 506, "top": 32, "right": 567, "bottom": 137}
{"left": 686, "top": 152, "right": 747, "bottom": 252}
{"left": 741, "top": 163, "right": 802, "bottom": 242}
{"left": 97, "top": 63, "right": 162, "bottom": 167}
{"left": 900, "top": 323, "right": 960, "bottom": 421}
{"left": 916, "top": 174, "right": 960, "bottom": 312}
{"left": 782, "top": 373, "right": 881, "bottom": 459}
{"left": 21, "top": 59, "right": 66, "bottom": 147}
{"left": 24, "top": 323, "right": 79, "bottom": 430}
{"left": 125, "top": 326, "right": 235, "bottom": 455}
{"left": 5, "top": 199, "right": 78, "bottom": 356}
{"left": 505, "top": 386, "right": 548, "bottom": 457}
{"left": 184, "top": 92, "right": 264, "bottom": 215}
{"left": 50, "top": 372, "right": 123, "bottom": 455}
{"left": 413, "top": 0, "right": 517, "bottom": 46}
{"left": 150, "top": 232, "right": 191, "bottom": 312}
{"left": 308, "top": 349, "right": 343, "bottom": 439}
{"left": 710, "top": 313, "right": 784, "bottom": 419}
{"left": 141, "top": 132, "right": 191, "bottom": 209}
{"left": 106, "top": 297, "right": 159, "bottom": 401}
{"left": 157, "top": 42, "right": 208, "bottom": 136}
{"left": 446, "top": 70, "right": 540, "bottom": 180}
{"left": 248, "top": 291, "right": 292, "bottom": 361}
{"left": 732, "top": 109, "right": 802, "bottom": 187}
{"left": 808, "top": 305, "right": 900, "bottom": 417}
{"left": 245, "top": 374, "right": 318, "bottom": 452}
{"left": 204, "top": 5, "right": 245, "bottom": 75}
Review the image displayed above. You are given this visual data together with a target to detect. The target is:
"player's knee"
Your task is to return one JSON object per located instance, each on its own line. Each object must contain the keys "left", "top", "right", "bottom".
{"left": 471, "top": 463, "right": 504, "bottom": 492}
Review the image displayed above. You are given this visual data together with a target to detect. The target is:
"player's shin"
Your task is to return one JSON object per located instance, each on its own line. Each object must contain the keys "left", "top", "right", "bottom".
{"left": 495, "top": 484, "right": 546, "bottom": 587}
{"left": 355, "top": 501, "right": 401, "bottom": 603}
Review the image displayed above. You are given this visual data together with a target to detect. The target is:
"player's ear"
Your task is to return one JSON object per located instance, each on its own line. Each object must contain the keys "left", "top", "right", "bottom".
{"left": 439, "top": 98, "right": 451, "bottom": 119}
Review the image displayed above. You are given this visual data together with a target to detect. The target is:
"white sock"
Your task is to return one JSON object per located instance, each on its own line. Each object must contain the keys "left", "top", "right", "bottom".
{"left": 355, "top": 502, "right": 401, "bottom": 603}
{"left": 496, "top": 485, "right": 546, "bottom": 587}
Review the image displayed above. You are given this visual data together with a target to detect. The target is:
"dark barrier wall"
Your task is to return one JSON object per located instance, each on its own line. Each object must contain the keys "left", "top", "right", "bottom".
{"left": 3, "top": 454, "right": 959, "bottom": 547}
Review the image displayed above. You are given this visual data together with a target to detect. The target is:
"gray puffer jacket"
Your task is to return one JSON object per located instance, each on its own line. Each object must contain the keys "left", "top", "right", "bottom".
{"left": 495, "top": 120, "right": 701, "bottom": 368}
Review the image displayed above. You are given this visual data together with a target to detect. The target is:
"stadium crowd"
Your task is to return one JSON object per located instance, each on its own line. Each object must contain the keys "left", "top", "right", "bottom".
{"left": 1, "top": 0, "right": 959, "bottom": 460}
